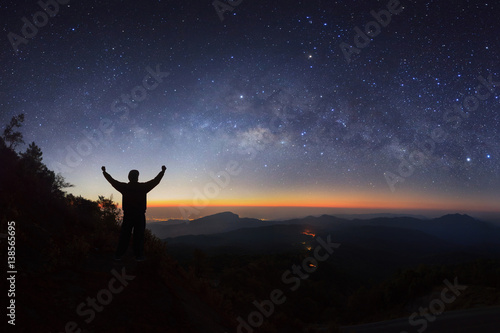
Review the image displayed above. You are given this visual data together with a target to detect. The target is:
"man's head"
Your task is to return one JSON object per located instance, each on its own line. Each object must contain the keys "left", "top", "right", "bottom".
{"left": 128, "top": 170, "right": 139, "bottom": 183}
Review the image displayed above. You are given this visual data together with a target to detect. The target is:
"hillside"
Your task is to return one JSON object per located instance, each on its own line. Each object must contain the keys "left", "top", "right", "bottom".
{"left": 159, "top": 212, "right": 500, "bottom": 332}
{"left": 0, "top": 116, "right": 234, "bottom": 332}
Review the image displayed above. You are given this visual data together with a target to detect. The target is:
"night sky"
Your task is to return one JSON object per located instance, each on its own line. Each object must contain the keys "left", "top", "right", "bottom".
{"left": 1, "top": 0, "right": 499, "bottom": 220}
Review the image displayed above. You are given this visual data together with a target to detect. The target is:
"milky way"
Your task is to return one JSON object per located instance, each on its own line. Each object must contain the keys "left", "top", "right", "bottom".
{"left": 1, "top": 0, "right": 499, "bottom": 218}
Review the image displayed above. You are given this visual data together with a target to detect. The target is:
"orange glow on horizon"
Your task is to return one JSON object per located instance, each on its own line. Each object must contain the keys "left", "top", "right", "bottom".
{"left": 93, "top": 178, "right": 499, "bottom": 214}
{"left": 146, "top": 194, "right": 499, "bottom": 213}
{"left": 140, "top": 182, "right": 499, "bottom": 212}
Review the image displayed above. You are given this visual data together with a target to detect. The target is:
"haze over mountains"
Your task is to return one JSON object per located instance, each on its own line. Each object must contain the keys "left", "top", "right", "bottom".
{"left": 148, "top": 211, "right": 500, "bottom": 247}
{"left": 149, "top": 212, "right": 500, "bottom": 278}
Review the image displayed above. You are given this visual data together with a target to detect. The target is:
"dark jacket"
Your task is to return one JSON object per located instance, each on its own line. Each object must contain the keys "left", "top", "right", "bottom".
{"left": 103, "top": 170, "right": 165, "bottom": 213}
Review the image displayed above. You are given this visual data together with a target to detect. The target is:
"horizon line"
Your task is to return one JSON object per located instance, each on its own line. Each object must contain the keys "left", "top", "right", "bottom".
{"left": 146, "top": 202, "right": 500, "bottom": 214}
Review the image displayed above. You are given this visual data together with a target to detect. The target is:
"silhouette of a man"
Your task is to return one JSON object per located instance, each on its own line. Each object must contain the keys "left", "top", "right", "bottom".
{"left": 102, "top": 165, "right": 166, "bottom": 261}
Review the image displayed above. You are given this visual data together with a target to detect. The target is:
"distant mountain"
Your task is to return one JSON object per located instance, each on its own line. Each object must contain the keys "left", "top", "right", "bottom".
{"left": 147, "top": 211, "right": 267, "bottom": 238}
{"left": 353, "top": 213, "right": 500, "bottom": 246}
{"left": 165, "top": 222, "right": 456, "bottom": 255}
{"left": 150, "top": 212, "right": 500, "bottom": 249}
{"left": 335, "top": 213, "right": 430, "bottom": 220}
{"left": 162, "top": 212, "right": 500, "bottom": 280}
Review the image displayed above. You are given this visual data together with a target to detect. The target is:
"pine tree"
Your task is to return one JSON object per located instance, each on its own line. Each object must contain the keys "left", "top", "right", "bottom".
{"left": 21, "top": 142, "right": 44, "bottom": 173}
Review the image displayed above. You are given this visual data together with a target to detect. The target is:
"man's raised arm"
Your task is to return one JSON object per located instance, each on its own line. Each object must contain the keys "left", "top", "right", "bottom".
{"left": 101, "top": 166, "right": 126, "bottom": 192}
{"left": 144, "top": 165, "right": 166, "bottom": 192}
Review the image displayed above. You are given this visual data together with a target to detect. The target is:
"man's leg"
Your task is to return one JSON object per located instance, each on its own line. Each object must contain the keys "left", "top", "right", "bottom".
{"left": 133, "top": 213, "right": 146, "bottom": 258}
{"left": 115, "top": 213, "right": 133, "bottom": 258}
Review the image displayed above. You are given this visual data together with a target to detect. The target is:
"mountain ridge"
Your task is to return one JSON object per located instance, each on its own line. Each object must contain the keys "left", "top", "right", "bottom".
{"left": 148, "top": 211, "right": 499, "bottom": 242}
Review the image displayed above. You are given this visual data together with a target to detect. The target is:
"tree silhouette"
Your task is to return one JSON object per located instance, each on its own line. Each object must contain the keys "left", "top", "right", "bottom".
{"left": 21, "top": 142, "right": 44, "bottom": 171}
{"left": 19, "top": 141, "right": 73, "bottom": 196}
{"left": 1, "top": 113, "right": 25, "bottom": 149}
{"left": 97, "top": 195, "right": 121, "bottom": 223}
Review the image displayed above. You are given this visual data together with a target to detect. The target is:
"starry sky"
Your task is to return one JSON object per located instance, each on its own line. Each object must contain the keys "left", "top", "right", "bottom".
{"left": 1, "top": 0, "right": 499, "bottom": 221}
